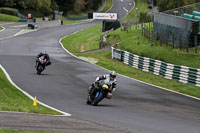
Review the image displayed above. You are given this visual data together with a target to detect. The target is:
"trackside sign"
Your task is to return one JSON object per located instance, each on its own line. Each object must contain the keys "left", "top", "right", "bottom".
{"left": 93, "top": 13, "right": 117, "bottom": 20}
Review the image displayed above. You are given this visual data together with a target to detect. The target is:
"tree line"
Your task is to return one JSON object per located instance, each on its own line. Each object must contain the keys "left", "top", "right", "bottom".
{"left": 157, "top": 0, "right": 200, "bottom": 12}
{"left": 0, "top": 0, "right": 103, "bottom": 16}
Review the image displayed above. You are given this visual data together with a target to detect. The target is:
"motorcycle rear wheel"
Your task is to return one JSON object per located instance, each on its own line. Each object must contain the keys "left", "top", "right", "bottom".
{"left": 86, "top": 96, "right": 91, "bottom": 105}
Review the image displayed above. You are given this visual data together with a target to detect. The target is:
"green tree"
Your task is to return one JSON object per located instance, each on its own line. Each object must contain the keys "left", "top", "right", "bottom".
{"left": 34, "top": 0, "right": 52, "bottom": 15}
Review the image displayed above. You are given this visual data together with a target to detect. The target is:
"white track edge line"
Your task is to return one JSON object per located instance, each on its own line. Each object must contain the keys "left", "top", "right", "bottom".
{"left": 0, "top": 22, "right": 14, "bottom": 26}
{"left": 0, "top": 64, "right": 71, "bottom": 116}
{"left": 59, "top": 30, "right": 200, "bottom": 102}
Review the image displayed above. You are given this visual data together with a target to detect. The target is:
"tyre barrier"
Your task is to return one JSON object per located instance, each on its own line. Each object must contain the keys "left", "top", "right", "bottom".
{"left": 112, "top": 47, "right": 200, "bottom": 87}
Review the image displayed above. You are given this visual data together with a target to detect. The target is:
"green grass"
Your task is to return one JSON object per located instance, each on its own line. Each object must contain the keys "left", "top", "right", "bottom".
{"left": 61, "top": 24, "right": 200, "bottom": 99}
{"left": 0, "top": 129, "right": 58, "bottom": 133}
{"left": 0, "top": 68, "right": 61, "bottom": 115}
{"left": 61, "top": 25, "right": 102, "bottom": 53}
{"left": 62, "top": 20, "right": 81, "bottom": 25}
{"left": 0, "top": 13, "right": 19, "bottom": 22}
{"left": 123, "top": 0, "right": 150, "bottom": 21}
{"left": 101, "top": 0, "right": 114, "bottom": 13}
{"left": 76, "top": 51, "right": 200, "bottom": 98}
{"left": 0, "top": 26, "right": 3, "bottom": 31}
{"left": 107, "top": 25, "right": 200, "bottom": 68}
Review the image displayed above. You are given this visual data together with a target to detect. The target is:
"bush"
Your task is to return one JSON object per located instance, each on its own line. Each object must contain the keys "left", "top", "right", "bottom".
{"left": 0, "top": 7, "right": 19, "bottom": 16}
{"left": 139, "top": 12, "right": 152, "bottom": 23}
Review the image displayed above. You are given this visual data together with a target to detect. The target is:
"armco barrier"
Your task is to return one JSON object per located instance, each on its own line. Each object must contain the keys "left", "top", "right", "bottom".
{"left": 37, "top": 20, "right": 61, "bottom": 29}
{"left": 112, "top": 47, "right": 200, "bottom": 87}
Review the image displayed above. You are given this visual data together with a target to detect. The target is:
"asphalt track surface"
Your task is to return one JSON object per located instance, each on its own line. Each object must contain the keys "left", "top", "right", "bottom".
{"left": 0, "top": 0, "right": 200, "bottom": 133}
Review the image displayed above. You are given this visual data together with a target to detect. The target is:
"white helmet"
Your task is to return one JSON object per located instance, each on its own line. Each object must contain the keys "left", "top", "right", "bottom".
{"left": 110, "top": 71, "right": 116, "bottom": 80}
{"left": 42, "top": 50, "right": 47, "bottom": 55}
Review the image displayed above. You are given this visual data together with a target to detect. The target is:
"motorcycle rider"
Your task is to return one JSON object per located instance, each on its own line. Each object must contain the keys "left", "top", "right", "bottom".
{"left": 88, "top": 71, "right": 117, "bottom": 99}
{"left": 35, "top": 50, "right": 51, "bottom": 69}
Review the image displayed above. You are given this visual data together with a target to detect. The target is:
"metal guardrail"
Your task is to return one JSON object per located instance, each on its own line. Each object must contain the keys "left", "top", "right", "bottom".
{"left": 112, "top": 47, "right": 200, "bottom": 87}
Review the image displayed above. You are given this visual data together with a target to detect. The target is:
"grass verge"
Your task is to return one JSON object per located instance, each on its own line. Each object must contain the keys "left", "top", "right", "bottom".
{"left": 61, "top": 25, "right": 200, "bottom": 99}
{"left": 107, "top": 25, "right": 200, "bottom": 68}
{"left": 0, "top": 26, "right": 3, "bottom": 31}
{"left": 61, "top": 25, "right": 102, "bottom": 53}
{"left": 0, "top": 68, "right": 61, "bottom": 114}
{"left": 0, "top": 129, "right": 58, "bottom": 133}
{"left": 0, "top": 13, "right": 19, "bottom": 22}
{"left": 101, "top": 0, "right": 114, "bottom": 13}
{"left": 123, "top": 0, "right": 150, "bottom": 21}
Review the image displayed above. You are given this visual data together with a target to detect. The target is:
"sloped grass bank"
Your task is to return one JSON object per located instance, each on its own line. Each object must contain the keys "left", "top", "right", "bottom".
{"left": 107, "top": 26, "right": 200, "bottom": 68}
{"left": 61, "top": 25, "right": 102, "bottom": 53}
{"left": 61, "top": 25, "right": 200, "bottom": 99}
{"left": 101, "top": 0, "right": 114, "bottom": 13}
{"left": 0, "top": 68, "right": 60, "bottom": 114}
{"left": 0, "top": 13, "right": 19, "bottom": 22}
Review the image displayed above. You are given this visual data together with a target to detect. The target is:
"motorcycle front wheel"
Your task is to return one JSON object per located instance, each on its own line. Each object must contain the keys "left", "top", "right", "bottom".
{"left": 93, "top": 92, "right": 104, "bottom": 106}
{"left": 37, "top": 65, "right": 43, "bottom": 75}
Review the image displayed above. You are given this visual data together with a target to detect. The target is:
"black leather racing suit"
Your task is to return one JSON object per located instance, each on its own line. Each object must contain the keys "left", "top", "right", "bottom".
{"left": 36, "top": 53, "right": 51, "bottom": 68}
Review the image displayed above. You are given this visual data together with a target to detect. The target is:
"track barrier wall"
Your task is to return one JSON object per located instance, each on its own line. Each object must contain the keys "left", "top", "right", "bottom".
{"left": 112, "top": 47, "right": 200, "bottom": 87}
{"left": 37, "top": 20, "right": 61, "bottom": 29}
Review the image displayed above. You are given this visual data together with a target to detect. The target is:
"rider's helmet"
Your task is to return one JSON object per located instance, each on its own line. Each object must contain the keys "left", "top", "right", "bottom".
{"left": 42, "top": 50, "right": 47, "bottom": 55}
{"left": 110, "top": 71, "right": 116, "bottom": 80}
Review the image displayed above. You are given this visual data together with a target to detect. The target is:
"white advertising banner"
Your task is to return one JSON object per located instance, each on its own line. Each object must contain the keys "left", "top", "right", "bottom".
{"left": 93, "top": 13, "right": 117, "bottom": 20}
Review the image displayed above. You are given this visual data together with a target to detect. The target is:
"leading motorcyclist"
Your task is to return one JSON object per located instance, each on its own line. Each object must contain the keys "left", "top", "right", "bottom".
{"left": 88, "top": 71, "right": 117, "bottom": 99}
{"left": 35, "top": 50, "right": 51, "bottom": 69}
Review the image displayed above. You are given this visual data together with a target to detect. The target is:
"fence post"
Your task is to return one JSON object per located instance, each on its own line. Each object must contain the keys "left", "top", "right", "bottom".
{"left": 166, "top": 32, "right": 169, "bottom": 46}
{"left": 172, "top": 32, "right": 175, "bottom": 48}
{"left": 100, "top": 35, "right": 103, "bottom": 49}
{"left": 195, "top": 35, "right": 198, "bottom": 53}
{"left": 151, "top": 31, "right": 153, "bottom": 47}
{"left": 141, "top": 23, "right": 143, "bottom": 35}
{"left": 186, "top": 35, "right": 189, "bottom": 53}
{"left": 149, "top": 23, "right": 151, "bottom": 42}
{"left": 179, "top": 34, "right": 182, "bottom": 50}
{"left": 136, "top": 21, "right": 137, "bottom": 30}
{"left": 155, "top": 32, "right": 157, "bottom": 46}
{"left": 160, "top": 33, "right": 162, "bottom": 46}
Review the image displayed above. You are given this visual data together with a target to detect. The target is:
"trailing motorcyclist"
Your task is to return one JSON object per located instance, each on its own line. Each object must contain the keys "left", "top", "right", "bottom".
{"left": 35, "top": 51, "right": 51, "bottom": 74}
{"left": 88, "top": 71, "right": 117, "bottom": 102}
{"left": 35, "top": 50, "right": 51, "bottom": 69}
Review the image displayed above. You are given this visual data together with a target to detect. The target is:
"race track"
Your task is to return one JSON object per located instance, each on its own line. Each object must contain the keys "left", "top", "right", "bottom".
{"left": 0, "top": 0, "right": 200, "bottom": 133}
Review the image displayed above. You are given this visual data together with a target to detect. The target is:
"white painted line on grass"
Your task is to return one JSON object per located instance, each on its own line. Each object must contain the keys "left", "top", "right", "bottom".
{"left": 0, "top": 26, "right": 5, "bottom": 32}
{"left": 0, "top": 29, "right": 38, "bottom": 41}
{"left": 14, "top": 29, "right": 37, "bottom": 36}
{"left": 0, "top": 64, "right": 71, "bottom": 116}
